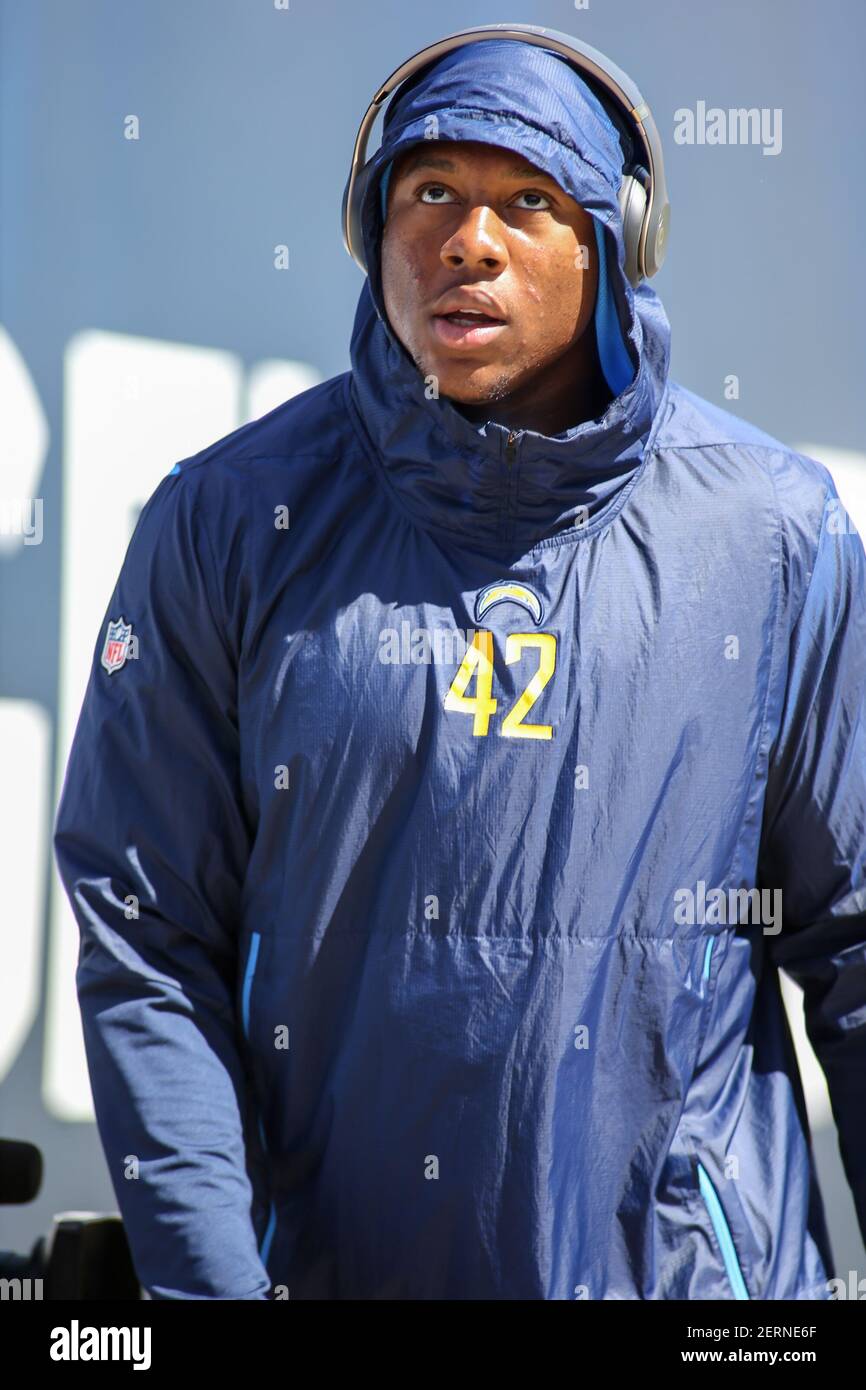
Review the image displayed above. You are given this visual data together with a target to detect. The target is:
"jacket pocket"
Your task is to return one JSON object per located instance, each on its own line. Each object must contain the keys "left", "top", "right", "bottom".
{"left": 695, "top": 1158, "right": 751, "bottom": 1300}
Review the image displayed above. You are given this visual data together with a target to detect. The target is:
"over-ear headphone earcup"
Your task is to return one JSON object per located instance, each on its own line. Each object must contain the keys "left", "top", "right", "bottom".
{"left": 346, "top": 160, "right": 375, "bottom": 277}
{"left": 617, "top": 166, "right": 649, "bottom": 289}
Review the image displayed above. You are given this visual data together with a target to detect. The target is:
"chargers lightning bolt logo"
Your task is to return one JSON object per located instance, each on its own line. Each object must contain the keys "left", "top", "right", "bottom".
{"left": 475, "top": 581, "right": 544, "bottom": 627}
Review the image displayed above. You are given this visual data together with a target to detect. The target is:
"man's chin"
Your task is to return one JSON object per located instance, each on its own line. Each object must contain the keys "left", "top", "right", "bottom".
{"left": 418, "top": 361, "right": 518, "bottom": 408}
{"left": 441, "top": 378, "right": 518, "bottom": 412}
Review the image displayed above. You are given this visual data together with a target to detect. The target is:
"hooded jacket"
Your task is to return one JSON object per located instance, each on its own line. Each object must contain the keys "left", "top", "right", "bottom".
{"left": 53, "top": 40, "right": 866, "bottom": 1300}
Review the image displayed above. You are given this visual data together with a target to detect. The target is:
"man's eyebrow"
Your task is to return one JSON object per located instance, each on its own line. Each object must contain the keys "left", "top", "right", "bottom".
{"left": 395, "top": 151, "right": 557, "bottom": 182}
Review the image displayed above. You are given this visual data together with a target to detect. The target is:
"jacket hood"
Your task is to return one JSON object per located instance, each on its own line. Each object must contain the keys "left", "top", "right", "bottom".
{"left": 348, "top": 38, "right": 672, "bottom": 550}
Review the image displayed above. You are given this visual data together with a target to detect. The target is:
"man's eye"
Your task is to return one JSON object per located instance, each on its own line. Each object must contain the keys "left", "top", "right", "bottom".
{"left": 418, "top": 184, "right": 457, "bottom": 204}
{"left": 512, "top": 190, "right": 552, "bottom": 210}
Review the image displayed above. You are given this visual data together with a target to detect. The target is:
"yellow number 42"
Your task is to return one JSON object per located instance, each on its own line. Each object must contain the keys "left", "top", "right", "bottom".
{"left": 443, "top": 629, "right": 557, "bottom": 739}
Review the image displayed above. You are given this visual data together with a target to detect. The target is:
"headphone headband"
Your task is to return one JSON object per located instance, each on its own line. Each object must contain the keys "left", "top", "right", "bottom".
{"left": 341, "top": 23, "right": 670, "bottom": 287}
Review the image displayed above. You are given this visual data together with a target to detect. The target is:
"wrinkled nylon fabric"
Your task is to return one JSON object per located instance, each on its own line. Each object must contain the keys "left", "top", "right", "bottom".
{"left": 53, "top": 39, "right": 866, "bottom": 1300}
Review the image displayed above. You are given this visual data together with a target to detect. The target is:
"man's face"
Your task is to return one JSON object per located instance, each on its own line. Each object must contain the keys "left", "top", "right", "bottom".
{"left": 380, "top": 140, "right": 600, "bottom": 410}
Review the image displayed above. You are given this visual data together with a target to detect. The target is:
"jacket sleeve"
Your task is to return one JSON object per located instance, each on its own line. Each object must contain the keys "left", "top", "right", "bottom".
{"left": 53, "top": 466, "right": 271, "bottom": 1300}
{"left": 758, "top": 479, "right": 866, "bottom": 1245}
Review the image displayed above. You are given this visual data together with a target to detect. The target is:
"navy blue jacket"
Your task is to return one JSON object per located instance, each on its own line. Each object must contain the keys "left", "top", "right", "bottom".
{"left": 53, "top": 41, "right": 866, "bottom": 1299}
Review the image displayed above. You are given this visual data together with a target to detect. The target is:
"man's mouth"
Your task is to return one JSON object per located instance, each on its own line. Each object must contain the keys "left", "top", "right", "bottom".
{"left": 431, "top": 310, "right": 508, "bottom": 346}
{"left": 439, "top": 311, "right": 504, "bottom": 326}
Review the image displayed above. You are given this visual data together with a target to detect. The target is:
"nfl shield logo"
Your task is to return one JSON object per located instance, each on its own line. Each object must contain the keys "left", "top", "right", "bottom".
{"left": 101, "top": 616, "right": 133, "bottom": 673}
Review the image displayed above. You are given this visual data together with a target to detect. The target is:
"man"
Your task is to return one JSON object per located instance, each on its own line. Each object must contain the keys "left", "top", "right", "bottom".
{"left": 53, "top": 33, "right": 866, "bottom": 1300}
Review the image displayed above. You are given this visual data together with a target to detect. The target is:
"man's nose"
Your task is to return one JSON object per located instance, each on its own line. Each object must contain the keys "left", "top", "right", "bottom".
{"left": 440, "top": 206, "right": 508, "bottom": 272}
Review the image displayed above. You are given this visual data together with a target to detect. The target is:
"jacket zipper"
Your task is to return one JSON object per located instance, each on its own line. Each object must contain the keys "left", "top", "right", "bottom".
{"left": 696, "top": 1159, "right": 750, "bottom": 1299}
{"left": 242, "top": 931, "right": 277, "bottom": 1267}
{"left": 502, "top": 430, "right": 520, "bottom": 540}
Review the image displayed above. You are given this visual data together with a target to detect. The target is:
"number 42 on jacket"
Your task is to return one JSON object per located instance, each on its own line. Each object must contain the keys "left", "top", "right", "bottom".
{"left": 444, "top": 629, "right": 557, "bottom": 738}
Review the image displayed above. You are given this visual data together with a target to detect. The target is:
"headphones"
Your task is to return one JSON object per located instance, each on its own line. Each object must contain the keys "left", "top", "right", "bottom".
{"left": 341, "top": 22, "right": 670, "bottom": 290}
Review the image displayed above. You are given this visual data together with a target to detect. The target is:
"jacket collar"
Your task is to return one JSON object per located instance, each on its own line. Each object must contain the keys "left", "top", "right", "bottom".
{"left": 349, "top": 273, "right": 670, "bottom": 550}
